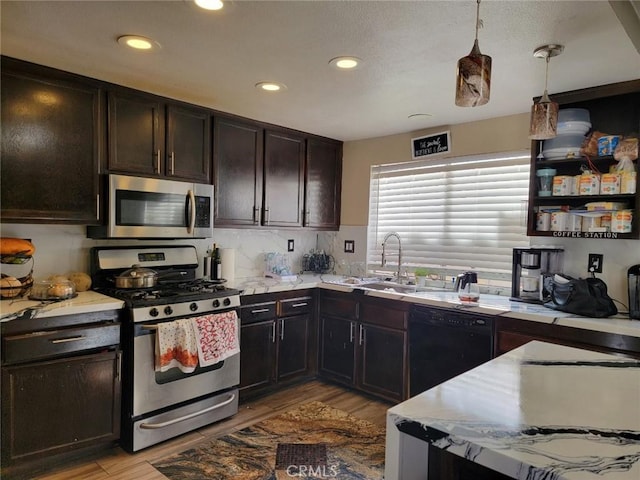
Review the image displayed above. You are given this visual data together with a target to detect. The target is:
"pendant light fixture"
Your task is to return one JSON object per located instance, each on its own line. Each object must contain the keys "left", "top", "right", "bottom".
{"left": 529, "top": 44, "right": 564, "bottom": 140}
{"left": 455, "top": 0, "right": 492, "bottom": 107}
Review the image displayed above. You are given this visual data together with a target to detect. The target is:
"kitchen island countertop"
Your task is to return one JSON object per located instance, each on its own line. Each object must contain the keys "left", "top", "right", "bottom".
{"left": 385, "top": 340, "right": 640, "bottom": 480}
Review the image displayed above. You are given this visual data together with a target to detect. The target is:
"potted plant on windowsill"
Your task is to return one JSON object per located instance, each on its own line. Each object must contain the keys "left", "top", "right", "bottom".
{"left": 414, "top": 267, "right": 429, "bottom": 287}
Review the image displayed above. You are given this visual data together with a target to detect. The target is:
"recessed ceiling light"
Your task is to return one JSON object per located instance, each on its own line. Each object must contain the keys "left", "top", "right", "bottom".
{"left": 329, "top": 56, "right": 362, "bottom": 70}
{"left": 255, "top": 82, "right": 287, "bottom": 92}
{"left": 194, "top": 0, "right": 223, "bottom": 10}
{"left": 117, "top": 35, "right": 160, "bottom": 51}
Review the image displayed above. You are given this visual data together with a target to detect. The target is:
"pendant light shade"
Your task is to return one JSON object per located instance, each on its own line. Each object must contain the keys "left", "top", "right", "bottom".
{"left": 455, "top": 0, "right": 491, "bottom": 107}
{"left": 529, "top": 44, "right": 564, "bottom": 140}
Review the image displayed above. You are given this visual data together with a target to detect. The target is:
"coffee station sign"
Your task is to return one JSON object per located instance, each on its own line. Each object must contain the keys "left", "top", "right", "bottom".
{"left": 411, "top": 131, "right": 451, "bottom": 159}
{"left": 552, "top": 231, "right": 622, "bottom": 239}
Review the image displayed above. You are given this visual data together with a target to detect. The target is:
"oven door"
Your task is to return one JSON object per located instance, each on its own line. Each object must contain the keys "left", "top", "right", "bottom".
{"left": 132, "top": 319, "right": 239, "bottom": 416}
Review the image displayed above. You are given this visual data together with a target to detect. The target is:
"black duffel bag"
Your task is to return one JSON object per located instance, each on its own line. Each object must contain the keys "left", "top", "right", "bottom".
{"left": 544, "top": 274, "right": 618, "bottom": 318}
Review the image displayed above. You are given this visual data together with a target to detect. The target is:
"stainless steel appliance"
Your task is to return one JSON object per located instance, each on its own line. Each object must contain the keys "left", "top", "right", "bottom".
{"left": 87, "top": 174, "right": 214, "bottom": 239}
{"left": 91, "top": 245, "right": 240, "bottom": 452}
{"left": 511, "top": 247, "right": 564, "bottom": 304}
{"left": 409, "top": 305, "right": 493, "bottom": 396}
{"left": 629, "top": 264, "right": 640, "bottom": 320}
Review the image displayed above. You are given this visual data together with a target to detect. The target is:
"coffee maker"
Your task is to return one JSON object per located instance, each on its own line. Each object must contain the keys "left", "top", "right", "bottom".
{"left": 511, "top": 247, "right": 564, "bottom": 303}
{"left": 629, "top": 265, "right": 640, "bottom": 320}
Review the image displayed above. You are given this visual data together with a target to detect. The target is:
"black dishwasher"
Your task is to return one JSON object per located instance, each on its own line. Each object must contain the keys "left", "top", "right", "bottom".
{"left": 409, "top": 305, "right": 493, "bottom": 397}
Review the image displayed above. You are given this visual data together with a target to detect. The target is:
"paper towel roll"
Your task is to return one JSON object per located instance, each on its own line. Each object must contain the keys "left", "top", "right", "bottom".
{"left": 220, "top": 248, "right": 235, "bottom": 282}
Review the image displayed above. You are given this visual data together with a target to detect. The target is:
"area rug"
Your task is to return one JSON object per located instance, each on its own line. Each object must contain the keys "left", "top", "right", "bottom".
{"left": 151, "top": 401, "right": 385, "bottom": 479}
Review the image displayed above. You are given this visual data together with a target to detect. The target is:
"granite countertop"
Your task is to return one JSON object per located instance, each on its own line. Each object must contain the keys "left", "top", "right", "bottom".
{"left": 0, "top": 291, "right": 124, "bottom": 322}
{"left": 388, "top": 340, "right": 640, "bottom": 479}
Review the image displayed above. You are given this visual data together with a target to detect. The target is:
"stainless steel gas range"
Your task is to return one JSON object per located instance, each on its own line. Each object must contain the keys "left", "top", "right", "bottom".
{"left": 90, "top": 245, "right": 240, "bottom": 452}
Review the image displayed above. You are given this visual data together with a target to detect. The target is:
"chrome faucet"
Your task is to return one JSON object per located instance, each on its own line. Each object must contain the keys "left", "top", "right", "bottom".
{"left": 381, "top": 232, "right": 402, "bottom": 282}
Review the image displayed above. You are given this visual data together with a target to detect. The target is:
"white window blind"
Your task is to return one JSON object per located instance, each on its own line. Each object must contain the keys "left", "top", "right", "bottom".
{"left": 367, "top": 151, "right": 530, "bottom": 274}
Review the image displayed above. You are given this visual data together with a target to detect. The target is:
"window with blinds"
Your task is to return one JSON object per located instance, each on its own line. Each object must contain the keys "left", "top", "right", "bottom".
{"left": 367, "top": 151, "right": 530, "bottom": 274}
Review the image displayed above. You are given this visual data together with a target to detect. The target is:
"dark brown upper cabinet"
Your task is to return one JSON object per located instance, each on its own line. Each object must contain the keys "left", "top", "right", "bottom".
{"left": 305, "top": 137, "right": 342, "bottom": 229}
{"left": 107, "top": 88, "right": 210, "bottom": 183}
{"left": 263, "top": 129, "right": 306, "bottom": 228}
{"left": 213, "top": 116, "right": 264, "bottom": 226}
{"left": 213, "top": 115, "right": 342, "bottom": 230}
{"left": 1, "top": 57, "right": 103, "bottom": 224}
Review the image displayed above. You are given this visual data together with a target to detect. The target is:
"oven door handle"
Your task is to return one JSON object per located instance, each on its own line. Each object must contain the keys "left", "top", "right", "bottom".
{"left": 186, "top": 189, "right": 196, "bottom": 234}
{"left": 138, "top": 393, "right": 236, "bottom": 429}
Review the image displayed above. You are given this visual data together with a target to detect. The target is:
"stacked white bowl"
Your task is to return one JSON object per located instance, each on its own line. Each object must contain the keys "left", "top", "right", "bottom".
{"left": 542, "top": 108, "right": 591, "bottom": 160}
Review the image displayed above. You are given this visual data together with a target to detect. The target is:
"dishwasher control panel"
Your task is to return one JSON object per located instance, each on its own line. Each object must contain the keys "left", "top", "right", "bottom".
{"left": 410, "top": 306, "right": 493, "bottom": 330}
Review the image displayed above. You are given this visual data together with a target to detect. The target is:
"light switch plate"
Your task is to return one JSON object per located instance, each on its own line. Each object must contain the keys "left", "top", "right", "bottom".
{"left": 287, "top": 239, "right": 294, "bottom": 252}
{"left": 344, "top": 240, "right": 355, "bottom": 253}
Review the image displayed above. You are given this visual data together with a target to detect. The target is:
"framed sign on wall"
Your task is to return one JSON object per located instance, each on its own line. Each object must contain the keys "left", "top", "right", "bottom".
{"left": 411, "top": 131, "right": 451, "bottom": 159}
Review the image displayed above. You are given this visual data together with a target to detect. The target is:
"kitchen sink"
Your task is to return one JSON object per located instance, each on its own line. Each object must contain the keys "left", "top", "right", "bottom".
{"left": 358, "top": 281, "right": 418, "bottom": 294}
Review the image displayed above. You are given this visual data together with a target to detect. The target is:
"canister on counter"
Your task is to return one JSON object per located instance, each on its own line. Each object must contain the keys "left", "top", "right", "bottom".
{"left": 552, "top": 175, "right": 572, "bottom": 196}
{"left": 579, "top": 171, "right": 601, "bottom": 195}
{"left": 536, "top": 211, "right": 551, "bottom": 231}
{"left": 600, "top": 173, "right": 621, "bottom": 195}
{"left": 611, "top": 209, "right": 633, "bottom": 233}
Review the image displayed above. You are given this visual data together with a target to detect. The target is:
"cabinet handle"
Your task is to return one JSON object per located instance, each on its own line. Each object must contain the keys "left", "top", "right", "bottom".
{"left": 156, "top": 149, "right": 161, "bottom": 173}
{"left": 359, "top": 324, "right": 364, "bottom": 346}
{"left": 250, "top": 308, "right": 271, "bottom": 314}
{"left": 349, "top": 321, "right": 355, "bottom": 343}
{"left": 96, "top": 193, "right": 100, "bottom": 221}
{"left": 170, "top": 151, "right": 175, "bottom": 175}
{"left": 50, "top": 335, "right": 85, "bottom": 344}
{"left": 265, "top": 207, "right": 270, "bottom": 225}
{"left": 280, "top": 319, "right": 285, "bottom": 340}
{"left": 304, "top": 209, "right": 310, "bottom": 226}
{"left": 272, "top": 321, "right": 276, "bottom": 343}
{"left": 116, "top": 350, "right": 122, "bottom": 381}
{"left": 290, "top": 302, "right": 308, "bottom": 308}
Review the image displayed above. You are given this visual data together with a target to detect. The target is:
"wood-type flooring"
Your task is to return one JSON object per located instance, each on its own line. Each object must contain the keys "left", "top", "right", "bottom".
{"left": 34, "top": 380, "right": 392, "bottom": 480}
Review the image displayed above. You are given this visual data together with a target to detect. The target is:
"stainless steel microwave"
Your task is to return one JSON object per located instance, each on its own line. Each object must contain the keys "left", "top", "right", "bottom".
{"left": 87, "top": 174, "right": 213, "bottom": 239}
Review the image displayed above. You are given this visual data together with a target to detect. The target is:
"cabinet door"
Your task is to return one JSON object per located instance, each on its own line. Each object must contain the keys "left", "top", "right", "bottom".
{"left": 277, "top": 314, "right": 310, "bottom": 381}
{"left": 359, "top": 323, "right": 406, "bottom": 402}
{"left": 166, "top": 104, "right": 211, "bottom": 183}
{"left": 1, "top": 350, "right": 121, "bottom": 466}
{"left": 263, "top": 130, "right": 305, "bottom": 227}
{"left": 239, "top": 320, "right": 275, "bottom": 391}
{"left": 108, "top": 90, "right": 164, "bottom": 176}
{"left": 1, "top": 67, "right": 102, "bottom": 223}
{"left": 319, "top": 316, "right": 356, "bottom": 384}
{"left": 305, "top": 138, "right": 342, "bottom": 229}
{"left": 213, "top": 116, "right": 264, "bottom": 226}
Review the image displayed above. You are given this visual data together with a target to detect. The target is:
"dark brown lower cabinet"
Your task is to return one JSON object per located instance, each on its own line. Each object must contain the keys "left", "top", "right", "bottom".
{"left": 318, "top": 291, "right": 409, "bottom": 402}
{"left": 1, "top": 350, "right": 121, "bottom": 470}
{"left": 239, "top": 292, "right": 314, "bottom": 399}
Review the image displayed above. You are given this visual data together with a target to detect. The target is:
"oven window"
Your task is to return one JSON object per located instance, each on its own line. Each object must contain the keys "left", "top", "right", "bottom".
{"left": 116, "top": 190, "right": 186, "bottom": 227}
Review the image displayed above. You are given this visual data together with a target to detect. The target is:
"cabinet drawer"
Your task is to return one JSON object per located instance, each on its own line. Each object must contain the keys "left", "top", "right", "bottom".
{"left": 279, "top": 296, "right": 313, "bottom": 317}
{"left": 360, "top": 302, "right": 407, "bottom": 330}
{"left": 2, "top": 323, "right": 121, "bottom": 365}
{"left": 241, "top": 302, "right": 277, "bottom": 324}
{"left": 319, "top": 293, "right": 358, "bottom": 319}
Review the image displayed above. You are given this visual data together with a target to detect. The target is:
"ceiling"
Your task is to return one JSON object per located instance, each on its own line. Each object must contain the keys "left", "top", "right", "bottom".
{"left": 1, "top": 1, "right": 639, "bottom": 142}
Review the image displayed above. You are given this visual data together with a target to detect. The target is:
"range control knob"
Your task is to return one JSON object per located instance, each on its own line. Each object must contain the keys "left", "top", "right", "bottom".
{"left": 190, "top": 302, "right": 198, "bottom": 312}
{"left": 223, "top": 297, "right": 231, "bottom": 307}
{"left": 149, "top": 308, "right": 159, "bottom": 318}
{"left": 164, "top": 306, "right": 173, "bottom": 316}
{"left": 212, "top": 299, "right": 220, "bottom": 308}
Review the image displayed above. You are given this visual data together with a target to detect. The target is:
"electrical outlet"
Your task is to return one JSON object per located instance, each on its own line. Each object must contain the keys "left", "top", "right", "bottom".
{"left": 287, "top": 239, "right": 294, "bottom": 252}
{"left": 588, "top": 253, "right": 603, "bottom": 273}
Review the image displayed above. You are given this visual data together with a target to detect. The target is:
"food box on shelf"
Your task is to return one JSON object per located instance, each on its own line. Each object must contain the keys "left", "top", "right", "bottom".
{"left": 585, "top": 202, "right": 628, "bottom": 211}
